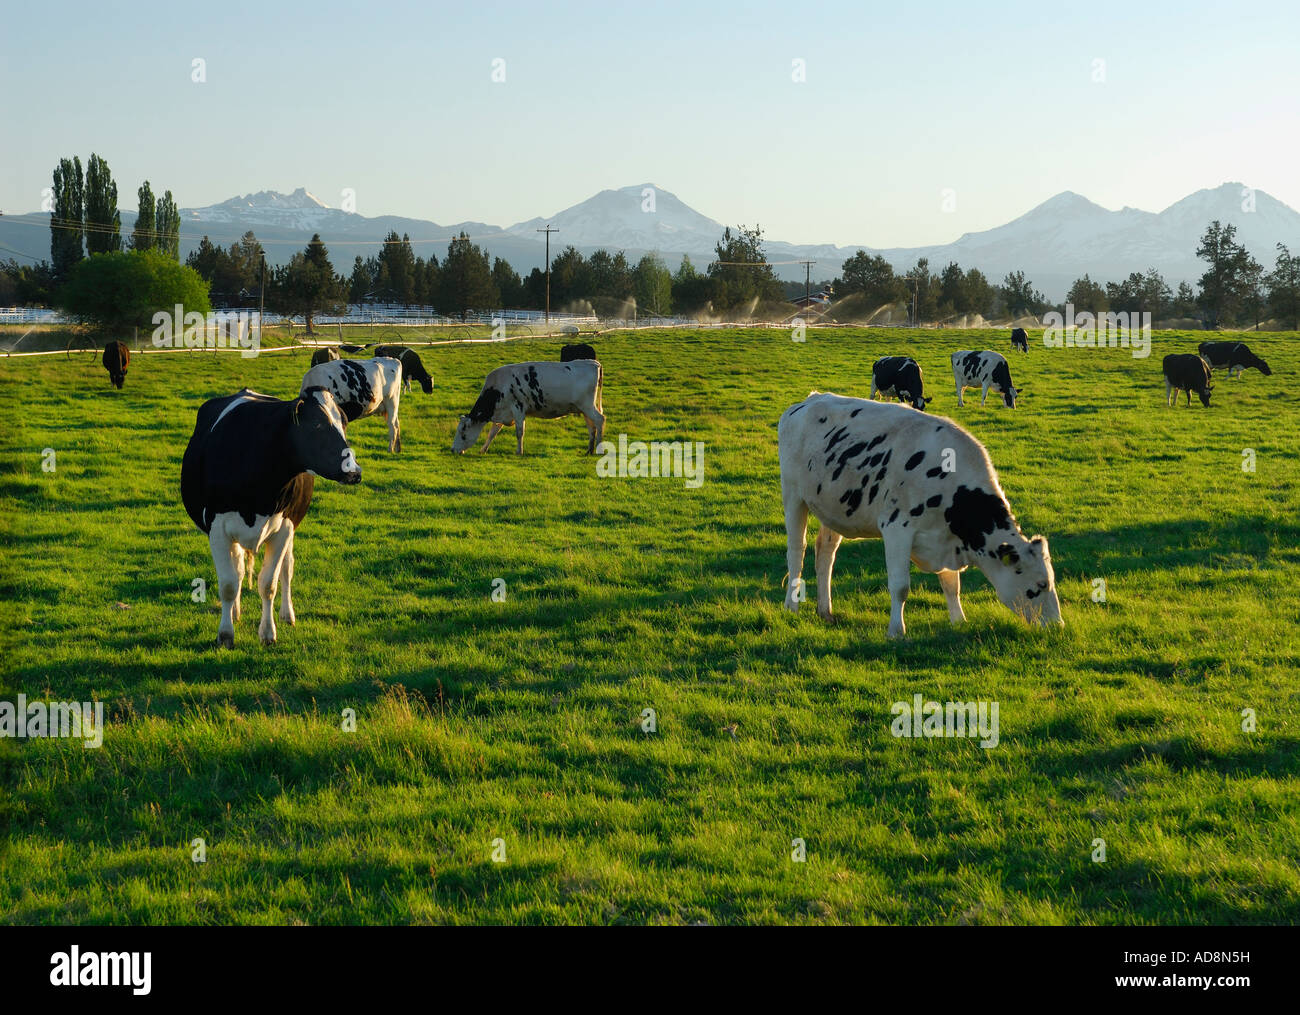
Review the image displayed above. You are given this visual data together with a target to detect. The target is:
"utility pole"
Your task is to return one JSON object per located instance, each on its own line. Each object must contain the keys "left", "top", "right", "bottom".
{"left": 259, "top": 253, "right": 266, "bottom": 335}
{"left": 799, "top": 259, "right": 816, "bottom": 308}
{"left": 537, "top": 225, "right": 557, "bottom": 323}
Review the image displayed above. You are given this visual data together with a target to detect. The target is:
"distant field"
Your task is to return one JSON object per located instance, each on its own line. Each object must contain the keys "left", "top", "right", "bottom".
{"left": 1, "top": 327, "right": 1297, "bottom": 925}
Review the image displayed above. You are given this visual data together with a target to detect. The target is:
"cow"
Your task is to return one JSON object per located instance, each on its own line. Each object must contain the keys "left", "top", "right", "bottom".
{"left": 1198, "top": 341, "right": 1272, "bottom": 379}
{"left": 310, "top": 347, "right": 340, "bottom": 367}
{"left": 102, "top": 341, "right": 129, "bottom": 389}
{"left": 1163, "top": 354, "right": 1213, "bottom": 407}
{"left": 180, "top": 387, "right": 362, "bottom": 648}
{"left": 1010, "top": 328, "right": 1029, "bottom": 353}
{"left": 952, "top": 350, "right": 1018, "bottom": 408}
{"left": 299, "top": 356, "right": 405, "bottom": 452}
{"left": 870, "top": 356, "right": 931, "bottom": 410}
{"left": 560, "top": 342, "right": 597, "bottom": 362}
{"left": 453, "top": 360, "right": 604, "bottom": 455}
{"left": 779, "top": 392, "right": 1061, "bottom": 638}
{"left": 373, "top": 345, "right": 434, "bottom": 394}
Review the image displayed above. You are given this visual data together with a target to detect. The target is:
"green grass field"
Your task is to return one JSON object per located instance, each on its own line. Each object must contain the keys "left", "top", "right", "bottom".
{"left": 2, "top": 327, "right": 1297, "bottom": 925}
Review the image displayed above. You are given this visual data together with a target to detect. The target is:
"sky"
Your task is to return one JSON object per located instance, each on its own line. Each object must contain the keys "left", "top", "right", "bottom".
{"left": 2, "top": 0, "right": 1298, "bottom": 249}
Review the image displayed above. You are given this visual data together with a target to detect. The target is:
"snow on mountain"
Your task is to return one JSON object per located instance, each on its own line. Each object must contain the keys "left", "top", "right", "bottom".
{"left": 185, "top": 187, "right": 341, "bottom": 232}
{"left": 506, "top": 184, "right": 726, "bottom": 252}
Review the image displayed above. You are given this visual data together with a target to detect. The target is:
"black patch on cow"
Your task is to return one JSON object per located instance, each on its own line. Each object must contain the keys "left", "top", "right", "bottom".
{"left": 926, "top": 494, "right": 942, "bottom": 508}
{"left": 926, "top": 466, "right": 945, "bottom": 478}
{"left": 789, "top": 404, "right": 805, "bottom": 415}
{"left": 840, "top": 487, "right": 863, "bottom": 515}
{"left": 560, "top": 343, "right": 596, "bottom": 362}
{"left": 867, "top": 433, "right": 887, "bottom": 450}
{"left": 944, "top": 485, "right": 1011, "bottom": 552}
{"left": 905, "top": 450, "right": 925, "bottom": 471}
{"left": 816, "top": 483, "right": 822, "bottom": 494}
{"left": 888, "top": 508, "right": 899, "bottom": 523}
{"left": 832, "top": 441, "right": 869, "bottom": 481}
{"left": 868, "top": 483, "right": 879, "bottom": 503}
{"left": 824, "top": 426, "right": 849, "bottom": 454}
{"left": 960, "top": 352, "right": 984, "bottom": 377}
{"left": 850, "top": 408, "right": 861, "bottom": 417}
{"left": 909, "top": 504, "right": 925, "bottom": 517}
{"left": 991, "top": 360, "right": 1013, "bottom": 392}
{"left": 469, "top": 386, "right": 503, "bottom": 423}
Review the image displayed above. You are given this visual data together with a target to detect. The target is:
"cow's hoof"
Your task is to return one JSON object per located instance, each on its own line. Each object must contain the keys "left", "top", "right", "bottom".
{"left": 216, "top": 631, "right": 235, "bottom": 649}
{"left": 279, "top": 608, "right": 296, "bottom": 626}
{"left": 817, "top": 610, "right": 837, "bottom": 624}
{"left": 260, "top": 633, "right": 276, "bottom": 646}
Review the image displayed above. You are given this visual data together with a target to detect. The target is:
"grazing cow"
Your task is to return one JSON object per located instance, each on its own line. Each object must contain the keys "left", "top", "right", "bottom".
{"left": 779, "top": 393, "right": 1061, "bottom": 638}
{"left": 300, "top": 356, "right": 405, "bottom": 452}
{"left": 373, "top": 345, "right": 434, "bottom": 394}
{"left": 1163, "top": 354, "right": 1213, "bottom": 407}
{"left": 180, "top": 387, "right": 362, "bottom": 648}
{"left": 952, "top": 350, "right": 1019, "bottom": 407}
{"left": 560, "top": 342, "right": 597, "bottom": 362}
{"left": 1198, "top": 341, "right": 1272, "bottom": 378}
{"left": 310, "top": 347, "right": 340, "bottom": 367}
{"left": 102, "top": 341, "right": 129, "bottom": 389}
{"left": 870, "top": 356, "right": 931, "bottom": 410}
{"left": 1010, "top": 327, "right": 1029, "bottom": 353}
{"left": 453, "top": 360, "right": 604, "bottom": 455}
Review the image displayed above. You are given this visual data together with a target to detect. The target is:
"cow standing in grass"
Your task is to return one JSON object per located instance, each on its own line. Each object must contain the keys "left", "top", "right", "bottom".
{"left": 560, "top": 342, "right": 597, "bottom": 362}
{"left": 373, "top": 345, "right": 434, "bottom": 394}
{"left": 1163, "top": 354, "right": 1213, "bottom": 406}
{"left": 1010, "top": 328, "right": 1029, "bottom": 353}
{"left": 952, "top": 350, "right": 1019, "bottom": 407}
{"left": 453, "top": 360, "right": 604, "bottom": 454}
{"left": 300, "top": 356, "right": 405, "bottom": 452}
{"left": 102, "top": 341, "right": 129, "bottom": 389}
{"left": 779, "top": 392, "right": 1061, "bottom": 638}
{"left": 181, "top": 387, "right": 362, "bottom": 648}
{"left": 1198, "top": 341, "right": 1272, "bottom": 379}
{"left": 310, "top": 347, "right": 340, "bottom": 367}
{"left": 870, "top": 356, "right": 931, "bottom": 410}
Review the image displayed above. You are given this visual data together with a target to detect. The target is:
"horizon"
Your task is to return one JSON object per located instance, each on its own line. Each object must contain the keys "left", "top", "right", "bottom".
{"left": 3, "top": 0, "right": 1298, "bottom": 250}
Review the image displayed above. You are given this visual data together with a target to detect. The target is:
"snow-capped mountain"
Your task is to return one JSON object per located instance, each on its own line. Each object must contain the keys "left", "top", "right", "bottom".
{"left": 186, "top": 187, "right": 341, "bottom": 232}
{"left": 506, "top": 184, "right": 726, "bottom": 252}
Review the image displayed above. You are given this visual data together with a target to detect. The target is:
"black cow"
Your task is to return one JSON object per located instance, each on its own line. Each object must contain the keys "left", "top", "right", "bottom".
{"left": 560, "top": 342, "right": 597, "bottom": 362}
{"left": 103, "top": 341, "right": 129, "bottom": 388}
{"left": 870, "top": 356, "right": 931, "bottom": 410}
{"left": 310, "top": 347, "right": 340, "bottom": 367}
{"left": 181, "top": 386, "right": 362, "bottom": 648}
{"left": 1010, "top": 328, "right": 1029, "bottom": 353}
{"left": 1198, "top": 341, "right": 1271, "bottom": 379}
{"left": 373, "top": 345, "right": 434, "bottom": 394}
{"left": 1163, "top": 354, "right": 1213, "bottom": 407}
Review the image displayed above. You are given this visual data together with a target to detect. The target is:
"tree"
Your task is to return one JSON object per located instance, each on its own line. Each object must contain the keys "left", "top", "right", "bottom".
{"left": 0, "top": 258, "right": 57, "bottom": 306}
{"left": 1170, "top": 281, "right": 1197, "bottom": 318}
{"left": 230, "top": 231, "right": 264, "bottom": 295}
{"left": 1001, "top": 270, "right": 1046, "bottom": 318}
{"left": 55, "top": 250, "right": 210, "bottom": 333}
{"left": 267, "top": 234, "right": 345, "bottom": 333}
{"left": 838, "top": 251, "right": 903, "bottom": 308}
{"left": 1195, "top": 220, "right": 1259, "bottom": 328}
{"left": 708, "top": 224, "right": 782, "bottom": 311}
{"left": 1266, "top": 243, "right": 1300, "bottom": 330}
{"left": 672, "top": 254, "right": 713, "bottom": 312}
{"left": 903, "top": 258, "right": 939, "bottom": 323}
{"left": 50, "top": 156, "right": 85, "bottom": 280}
{"left": 549, "top": 246, "right": 589, "bottom": 307}
{"left": 155, "top": 190, "right": 181, "bottom": 260}
{"left": 1066, "top": 274, "right": 1108, "bottom": 313}
{"left": 439, "top": 232, "right": 498, "bottom": 320}
{"left": 348, "top": 256, "right": 373, "bottom": 303}
{"left": 937, "top": 261, "right": 968, "bottom": 316}
{"left": 492, "top": 257, "right": 523, "bottom": 308}
{"left": 132, "top": 181, "right": 156, "bottom": 251}
{"left": 632, "top": 253, "right": 672, "bottom": 316}
{"left": 84, "top": 153, "right": 121, "bottom": 254}
{"left": 964, "top": 268, "right": 994, "bottom": 316}
{"left": 375, "top": 231, "right": 417, "bottom": 304}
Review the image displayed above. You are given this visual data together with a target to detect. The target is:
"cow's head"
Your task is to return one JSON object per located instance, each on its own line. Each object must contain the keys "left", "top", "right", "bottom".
{"left": 108, "top": 367, "right": 126, "bottom": 389}
{"left": 452, "top": 415, "right": 487, "bottom": 453}
{"left": 402, "top": 352, "right": 434, "bottom": 394}
{"left": 909, "top": 394, "right": 933, "bottom": 411}
{"left": 986, "top": 534, "right": 1062, "bottom": 627}
{"left": 1198, "top": 386, "right": 1212, "bottom": 407}
{"left": 1253, "top": 355, "right": 1272, "bottom": 376}
{"left": 292, "top": 387, "right": 362, "bottom": 484}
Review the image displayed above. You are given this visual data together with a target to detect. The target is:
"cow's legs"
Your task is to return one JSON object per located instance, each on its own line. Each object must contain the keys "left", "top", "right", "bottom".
{"left": 278, "top": 528, "right": 296, "bottom": 626}
{"left": 882, "top": 528, "right": 915, "bottom": 639}
{"left": 385, "top": 407, "right": 401, "bottom": 453}
{"left": 257, "top": 524, "right": 294, "bottom": 645}
{"left": 1165, "top": 379, "right": 1173, "bottom": 407}
{"left": 869, "top": 377, "right": 879, "bottom": 400}
{"left": 937, "top": 568, "right": 966, "bottom": 624}
{"left": 814, "top": 524, "right": 844, "bottom": 621}
{"left": 515, "top": 415, "right": 527, "bottom": 454}
{"left": 980, "top": 384, "right": 990, "bottom": 407}
{"left": 955, "top": 380, "right": 965, "bottom": 407}
{"left": 481, "top": 423, "right": 505, "bottom": 452}
{"left": 584, "top": 406, "right": 605, "bottom": 454}
{"left": 210, "top": 530, "right": 240, "bottom": 649}
{"left": 782, "top": 491, "right": 809, "bottom": 613}
{"left": 243, "top": 547, "right": 256, "bottom": 590}
{"left": 231, "top": 546, "right": 245, "bottom": 623}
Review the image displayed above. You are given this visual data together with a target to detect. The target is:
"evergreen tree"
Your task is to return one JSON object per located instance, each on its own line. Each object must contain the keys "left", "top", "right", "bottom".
{"left": 132, "top": 181, "right": 156, "bottom": 251}
{"left": 50, "top": 156, "right": 85, "bottom": 280}
{"left": 155, "top": 190, "right": 181, "bottom": 260}
{"left": 439, "top": 232, "right": 498, "bottom": 319}
{"left": 84, "top": 153, "right": 121, "bottom": 254}
{"left": 1266, "top": 243, "right": 1300, "bottom": 330}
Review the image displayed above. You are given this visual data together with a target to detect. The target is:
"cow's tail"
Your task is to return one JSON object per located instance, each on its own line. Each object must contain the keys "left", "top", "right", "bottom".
{"left": 595, "top": 360, "right": 604, "bottom": 414}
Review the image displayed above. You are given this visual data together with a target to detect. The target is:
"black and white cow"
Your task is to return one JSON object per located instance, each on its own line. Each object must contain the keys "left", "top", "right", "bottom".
{"left": 1010, "top": 328, "right": 1029, "bottom": 353}
{"left": 103, "top": 341, "right": 129, "bottom": 389}
{"left": 870, "top": 356, "right": 931, "bottom": 410}
{"left": 180, "top": 387, "right": 362, "bottom": 648}
{"left": 779, "top": 393, "right": 1061, "bottom": 638}
{"left": 373, "top": 345, "right": 434, "bottom": 394}
{"left": 1163, "top": 354, "right": 1213, "bottom": 407}
{"left": 952, "top": 350, "right": 1018, "bottom": 408}
{"left": 453, "top": 360, "right": 604, "bottom": 455}
{"left": 310, "top": 347, "right": 340, "bottom": 367}
{"left": 300, "top": 356, "right": 405, "bottom": 452}
{"left": 1198, "top": 341, "right": 1272, "bottom": 379}
{"left": 560, "top": 342, "right": 597, "bottom": 362}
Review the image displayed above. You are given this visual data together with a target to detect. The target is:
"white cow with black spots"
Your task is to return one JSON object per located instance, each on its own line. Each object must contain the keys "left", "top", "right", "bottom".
{"left": 952, "top": 350, "right": 1019, "bottom": 408}
{"left": 779, "top": 392, "right": 1062, "bottom": 638}
{"left": 300, "top": 356, "right": 405, "bottom": 452}
{"left": 452, "top": 360, "right": 604, "bottom": 454}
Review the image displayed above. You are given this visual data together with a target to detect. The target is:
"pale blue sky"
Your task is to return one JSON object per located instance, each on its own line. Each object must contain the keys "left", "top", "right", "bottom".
{"left": 2, "top": 0, "right": 1297, "bottom": 247}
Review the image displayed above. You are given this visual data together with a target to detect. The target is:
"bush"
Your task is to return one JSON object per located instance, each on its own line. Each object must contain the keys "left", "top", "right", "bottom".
{"left": 55, "top": 250, "right": 210, "bottom": 333}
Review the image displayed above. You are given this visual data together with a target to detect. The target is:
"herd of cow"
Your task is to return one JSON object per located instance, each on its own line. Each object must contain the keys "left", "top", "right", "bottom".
{"left": 97, "top": 325, "right": 1274, "bottom": 647}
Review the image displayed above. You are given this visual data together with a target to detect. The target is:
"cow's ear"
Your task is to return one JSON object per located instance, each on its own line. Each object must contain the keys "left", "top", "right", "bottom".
{"left": 292, "top": 397, "right": 306, "bottom": 424}
{"left": 995, "top": 542, "right": 1020, "bottom": 565}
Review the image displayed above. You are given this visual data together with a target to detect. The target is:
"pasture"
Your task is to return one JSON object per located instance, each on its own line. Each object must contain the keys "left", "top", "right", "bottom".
{"left": 1, "top": 327, "right": 1298, "bottom": 925}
